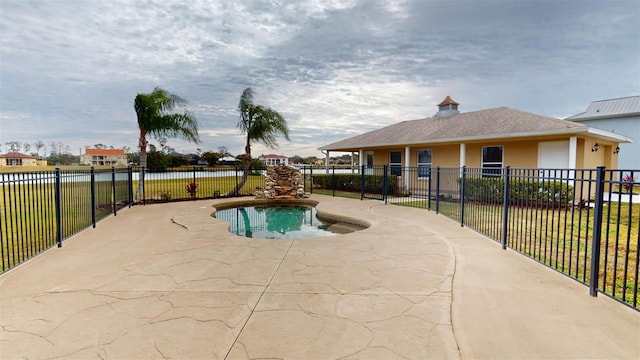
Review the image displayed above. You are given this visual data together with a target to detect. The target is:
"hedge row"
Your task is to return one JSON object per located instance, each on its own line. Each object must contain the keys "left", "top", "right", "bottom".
{"left": 462, "top": 177, "right": 574, "bottom": 206}
{"left": 312, "top": 174, "right": 400, "bottom": 194}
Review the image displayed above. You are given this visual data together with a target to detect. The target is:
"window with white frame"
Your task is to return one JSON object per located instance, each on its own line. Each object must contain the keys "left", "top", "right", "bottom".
{"left": 417, "top": 149, "right": 432, "bottom": 179}
{"left": 389, "top": 151, "right": 402, "bottom": 176}
{"left": 482, "top": 145, "right": 503, "bottom": 176}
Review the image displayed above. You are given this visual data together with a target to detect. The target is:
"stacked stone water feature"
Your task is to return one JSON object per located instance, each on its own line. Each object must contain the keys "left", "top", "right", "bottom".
{"left": 255, "top": 164, "right": 307, "bottom": 199}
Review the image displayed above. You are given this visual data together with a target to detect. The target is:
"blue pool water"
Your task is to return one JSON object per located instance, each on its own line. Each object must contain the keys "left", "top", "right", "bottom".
{"left": 215, "top": 206, "right": 350, "bottom": 239}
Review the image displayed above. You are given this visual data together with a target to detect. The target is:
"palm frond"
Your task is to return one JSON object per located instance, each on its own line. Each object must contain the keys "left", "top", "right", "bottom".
{"left": 149, "top": 113, "right": 200, "bottom": 143}
{"left": 135, "top": 87, "right": 200, "bottom": 144}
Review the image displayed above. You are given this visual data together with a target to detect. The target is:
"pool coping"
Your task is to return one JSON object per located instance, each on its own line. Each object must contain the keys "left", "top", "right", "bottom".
{"left": 211, "top": 197, "right": 373, "bottom": 231}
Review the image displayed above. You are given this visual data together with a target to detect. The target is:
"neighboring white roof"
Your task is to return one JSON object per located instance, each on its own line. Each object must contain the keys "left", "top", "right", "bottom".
{"left": 259, "top": 154, "right": 287, "bottom": 159}
{"left": 220, "top": 156, "right": 238, "bottom": 162}
{"left": 567, "top": 96, "right": 640, "bottom": 121}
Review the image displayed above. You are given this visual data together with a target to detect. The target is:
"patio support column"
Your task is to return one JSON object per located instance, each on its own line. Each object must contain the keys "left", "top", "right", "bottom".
{"left": 325, "top": 151, "right": 330, "bottom": 174}
{"left": 351, "top": 151, "right": 355, "bottom": 173}
{"left": 569, "top": 136, "right": 577, "bottom": 183}
{"left": 460, "top": 143, "right": 466, "bottom": 177}
{"left": 359, "top": 149, "right": 364, "bottom": 173}
{"left": 404, "top": 146, "right": 410, "bottom": 190}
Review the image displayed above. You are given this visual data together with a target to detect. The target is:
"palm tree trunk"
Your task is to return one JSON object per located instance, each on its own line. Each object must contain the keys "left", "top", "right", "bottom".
{"left": 225, "top": 144, "right": 251, "bottom": 197}
{"left": 135, "top": 132, "right": 147, "bottom": 201}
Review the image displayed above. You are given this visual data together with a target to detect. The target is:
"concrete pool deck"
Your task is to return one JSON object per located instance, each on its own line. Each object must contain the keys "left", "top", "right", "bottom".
{"left": 0, "top": 194, "right": 638, "bottom": 359}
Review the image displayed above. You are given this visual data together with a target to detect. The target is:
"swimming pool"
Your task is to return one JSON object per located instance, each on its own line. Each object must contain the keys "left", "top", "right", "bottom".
{"left": 215, "top": 205, "right": 363, "bottom": 239}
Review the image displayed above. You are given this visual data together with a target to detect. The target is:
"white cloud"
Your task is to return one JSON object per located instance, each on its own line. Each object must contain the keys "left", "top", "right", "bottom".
{"left": 1, "top": 0, "right": 638, "bottom": 157}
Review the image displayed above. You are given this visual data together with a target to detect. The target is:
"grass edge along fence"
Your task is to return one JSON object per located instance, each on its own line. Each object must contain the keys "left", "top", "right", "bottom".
{"left": 1, "top": 165, "right": 274, "bottom": 273}
{"left": 1, "top": 167, "right": 133, "bottom": 272}
{"left": 311, "top": 165, "right": 639, "bottom": 311}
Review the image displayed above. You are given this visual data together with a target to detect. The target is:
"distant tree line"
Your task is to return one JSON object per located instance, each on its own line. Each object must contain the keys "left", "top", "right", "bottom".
{"left": 4, "top": 139, "right": 354, "bottom": 168}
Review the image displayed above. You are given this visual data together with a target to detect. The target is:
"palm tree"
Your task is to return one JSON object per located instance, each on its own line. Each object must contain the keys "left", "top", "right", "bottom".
{"left": 226, "top": 87, "right": 290, "bottom": 196}
{"left": 134, "top": 87, "right": 199, "bottom": 200}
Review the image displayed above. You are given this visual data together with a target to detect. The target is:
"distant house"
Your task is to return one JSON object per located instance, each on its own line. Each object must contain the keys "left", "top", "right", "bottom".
{"left": 258, "top": 154, "right": 289, "bottom": 166}
{"left": 80, "top": 148, "right": 127, "bottom": 166}
{"left": 319, "top": 96, "right": 631, "bottom": 192}
{"left": 567, "top": 96, "right": 639, "bottom": 171}
{"left": 0, "top": 152, "right": 47, "bottom": 167}
{"left": 219, "top": 156, "right": 239, "bottom": 166}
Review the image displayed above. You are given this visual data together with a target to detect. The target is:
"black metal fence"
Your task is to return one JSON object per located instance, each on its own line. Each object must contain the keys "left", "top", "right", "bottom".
{"left": 1, "top": 167, "right": 132, "bottom": 272}
{"left": 131, "top": 165, "right": 268, "bottom": 202}
{"left": 2, "top": 164, "right": 638, "bottom": 310}
{"left": 0, "top": 165, "right": 271, "bottom": 272}
{"left": 310, "top": 165, "right": 639, "bottom": 310}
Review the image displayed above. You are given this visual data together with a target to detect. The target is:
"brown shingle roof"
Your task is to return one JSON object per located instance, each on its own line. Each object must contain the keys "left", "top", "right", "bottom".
{"left": 319, "top": 107, "right": 594, "bottom": 151}
{"left": 0, "top": 152, "right": 34, "bottom": 159}
{"left": 85, "top": 149, "right": 125, "bottom": 156}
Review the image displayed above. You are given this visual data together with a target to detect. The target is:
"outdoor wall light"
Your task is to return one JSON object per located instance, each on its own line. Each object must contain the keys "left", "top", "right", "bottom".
{"left": 614, "top": 146, "right": 620, "bottom": 154}
{"left": 592, "top": 142, "right": 600, "bottom": 152}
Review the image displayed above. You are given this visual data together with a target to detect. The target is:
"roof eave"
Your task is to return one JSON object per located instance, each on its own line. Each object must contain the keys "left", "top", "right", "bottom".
{"left": 567, "top": 112, "right": 640, "bottom": 122}
{"left": 318, "top": 127, "right": 631, "bottom": 152}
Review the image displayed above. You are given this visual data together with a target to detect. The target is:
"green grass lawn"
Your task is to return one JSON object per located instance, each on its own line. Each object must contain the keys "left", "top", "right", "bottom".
{"left": 1, "top": 174, "right": 266, "bottom": 271}
{"left": 390, "top": 196, "right": 639, "bottom": 307}
{"left": 135, "top": 175, "right": 266, "bottom": 200}
{"left": 4, "top": 178, "right": 638, "bottom": 308}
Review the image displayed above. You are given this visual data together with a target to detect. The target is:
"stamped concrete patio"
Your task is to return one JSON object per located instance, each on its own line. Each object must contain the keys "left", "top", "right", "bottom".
{"left": 1, "top": 194, "right": 638, "bottom": 359}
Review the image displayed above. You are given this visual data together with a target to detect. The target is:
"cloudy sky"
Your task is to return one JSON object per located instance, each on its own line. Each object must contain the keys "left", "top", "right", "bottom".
{"left": 1, "top": 0, "right": 639, "bottom": 158}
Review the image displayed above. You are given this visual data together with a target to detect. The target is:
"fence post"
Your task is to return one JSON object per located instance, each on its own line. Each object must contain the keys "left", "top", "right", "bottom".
{"left": 332, "top": 166, "right": 336, "bottom": 197}
{"left": 436, "top": 166, "right": 441, "bottom": 214}
{"left": 90, "top": 167, "right": 96, "bottom": 227}
{"left": 460, "top": 166, "right": 466, "bottom": 227}
{"left": 193, "top": 166, "right": 197, "bottom": 200}
{"left": 55, "top": 168, "right": 62, "bottom": 248}
{"left": 111, "top": 167, "right": 117, "bottom": 215}
{"left": 310, "top": 166, "right": 313, "bottom": 194}
{"left": 127, "top": 166, "right": 133, "bottom": 207}
{"left": 501, "top": 166, "right": 511, "bottom": 250}
{"left": 360, "top": 164, "right": 365, "bottom": 200}
{"left": 589, "top": 166, "right": 606, "bottom": 297}
{"left": 235, "top": 166, "right": 239, "bottom": 197}
{"left": 383, "top": 165, "right": 388, "bottom": 204}
{"left": 428, "top": 168, "right": 432, "bottom": 210}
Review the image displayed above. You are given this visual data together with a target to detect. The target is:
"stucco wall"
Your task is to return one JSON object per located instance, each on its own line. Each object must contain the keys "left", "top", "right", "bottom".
{"left": 0, "top": 158, "right": 38, "bottom": 166}
{"left": 360, "top": 135, "right": 619, "bottom": 171}
{"left": 572, "top": 115, "right": 638, "bottom": 170}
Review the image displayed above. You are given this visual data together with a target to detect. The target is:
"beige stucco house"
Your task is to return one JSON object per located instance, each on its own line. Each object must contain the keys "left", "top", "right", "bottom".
{"left": 0, "top": 152, "right": 47, "bottom": 167}
{"left": 80, "top": 148, "right": 128, "bottom": 166}
{"left": 319, "top": 96, "right": 631, "bottom": 193}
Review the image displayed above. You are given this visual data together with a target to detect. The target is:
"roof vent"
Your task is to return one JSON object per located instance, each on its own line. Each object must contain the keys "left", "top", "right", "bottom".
{"left": 436, "top": 96, "right": 460, "bottom": 118}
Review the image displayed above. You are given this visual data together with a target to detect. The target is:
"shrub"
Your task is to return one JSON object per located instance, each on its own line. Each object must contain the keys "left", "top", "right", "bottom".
{"left": 185, "top": 181, "right": 198, "bottom": 198}
{"left": 461, "top": 177, "right": 573, "bottom": 207}
{"left": 622, "top": 174, "right": 635, "bottom": 194}
{"left": 312, "top": 174, "right": 399, "bottom": 195}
